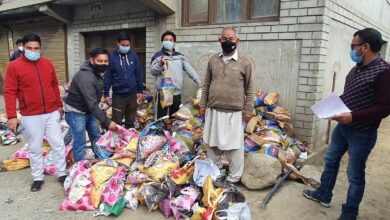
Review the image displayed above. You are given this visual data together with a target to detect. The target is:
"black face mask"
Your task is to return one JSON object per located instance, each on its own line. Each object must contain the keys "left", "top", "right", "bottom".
{"left": 221, "top": 40, "right": 237, "bottom": 53}
{"left": 90, "top": 64, "right": 109, "bottom": 74}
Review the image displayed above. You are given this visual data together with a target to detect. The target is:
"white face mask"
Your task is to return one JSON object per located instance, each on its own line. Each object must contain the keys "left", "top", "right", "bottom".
{"left": 18, "top": 46, "right": 24, "bottom": 51}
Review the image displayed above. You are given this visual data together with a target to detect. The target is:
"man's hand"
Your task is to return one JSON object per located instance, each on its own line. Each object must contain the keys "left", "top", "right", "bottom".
{"left": 331, "top": 112, "right": 352, "bottom": 124}
{"left": 57, "top": 107, "right": 64, "bottom": 117}
{"left": 197, "top": 83, "right": 203, "bottom": 89}
{"left": 104, "top": 97, "right": 112, "bottom": 105}
{"left": 199, "top": 107, "right": 206, "bottom": 117}
{"left": 243, "top": 113, "right": 253, "bottom": 123}
{"left": 108, "top": 122, "right": 118, "bottom": 131}
{"left": 160, "top": 57, "right": 168, "bottom": 70}
{"left": 7, "top": 118, "right": 20, "bottom": 132}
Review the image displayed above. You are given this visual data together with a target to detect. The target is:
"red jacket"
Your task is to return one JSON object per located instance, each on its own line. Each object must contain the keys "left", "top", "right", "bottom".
{"left": 4, "top": 55, "right": 63, "bottom": 119}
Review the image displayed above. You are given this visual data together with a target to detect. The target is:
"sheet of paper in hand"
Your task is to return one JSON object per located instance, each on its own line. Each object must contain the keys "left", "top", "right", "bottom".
{"left": 311, "top": 92, "right": 351, "bottom": 119}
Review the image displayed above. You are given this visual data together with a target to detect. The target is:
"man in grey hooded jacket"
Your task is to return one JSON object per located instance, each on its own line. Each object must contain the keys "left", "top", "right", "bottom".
{"left": 151, "top": 31, "right": 202, "bottom": 118}
{"left": 64, "top": 48, "right": 117, "bottom": 162}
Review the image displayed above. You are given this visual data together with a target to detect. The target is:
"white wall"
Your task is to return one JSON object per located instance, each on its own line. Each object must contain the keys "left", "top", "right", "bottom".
{"left": 176, "top": 40, "right": 301, "bottom": 120}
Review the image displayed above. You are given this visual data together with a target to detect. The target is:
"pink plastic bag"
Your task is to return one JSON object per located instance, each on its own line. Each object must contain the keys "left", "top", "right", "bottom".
{"left": 11, "top": 147, "right": 29, "bottom": 159}
{"left": 100, "top": 166, "right": 126, "bottom": 206}
{"left": 44, "top": 143, "right": 73, "bottom": 176}
{"left": 96, "top": 126, "right": 139, "bottom": 153}
{"left": 126, "top": 171, "right": 149, "bottom": 185}
{"left": 59, "top": 160, "right": 95, "bottom": 211}
{"left": 159, "top": 198, "right": 173, "bottom": 218}
{"left": 170, "top": 187, "right": 199, "bottom": 220}
{"left": 165, "top": 131, "right": 181, "bottom": 153}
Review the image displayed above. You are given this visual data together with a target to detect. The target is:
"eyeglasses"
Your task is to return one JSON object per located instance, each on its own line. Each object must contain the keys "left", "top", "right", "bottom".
{"left": 350, "top": 43, "right": 364, "bottom": 50}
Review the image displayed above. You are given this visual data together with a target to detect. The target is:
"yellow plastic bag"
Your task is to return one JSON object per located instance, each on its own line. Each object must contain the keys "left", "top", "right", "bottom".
{"left": 90, "top": 181, "right": 108, "bottom": 208}
{"left": 202, "top": 176, "right": 225, "bottom": 210}
{"left": 126, "top": 138, "right": 138, "bottom": 153}
{"left": 1, "top": 159, "right": 29, "bottom": 171}
{"left": 90, "top": 160, "right": 118, "bottom": 208}
{"left": 170, "top": 160, "right": 195, "bottom": 185}
{"left": 144, "top": 160, "right": 179, "bottom": 182}
{"left": 115, "top": 157, "right": 134, "bottom": 167}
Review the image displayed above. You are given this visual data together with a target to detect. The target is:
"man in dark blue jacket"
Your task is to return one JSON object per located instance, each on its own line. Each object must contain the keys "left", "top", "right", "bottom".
{"left": 10, "top": 39, "right": 23, "bottom": 61}
{"left": 104, "top": 32, "right": 143, "bottom": 128}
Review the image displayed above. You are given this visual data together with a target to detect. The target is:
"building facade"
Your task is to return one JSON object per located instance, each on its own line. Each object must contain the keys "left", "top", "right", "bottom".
{"left": 0, "top": 0, "right": 389, "bottom": 151}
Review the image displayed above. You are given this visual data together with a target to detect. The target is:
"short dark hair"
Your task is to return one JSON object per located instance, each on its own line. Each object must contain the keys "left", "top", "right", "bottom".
{"left": 353, "top": 28, "right": 383, "bottom": 53}
{"left": 90, "top": 48, "right": 109, "bottom": 58}
{"left": 22, "top": 34, "right": 41, "bottom": 46}
{"left": 117, "top": 32, "right": 130, "bottom": 42}
{"left": 161, "top": 31, "right": 176, "bottom": 42}
{"left": 15, "top": 39, "right": 23, "bottom": 45}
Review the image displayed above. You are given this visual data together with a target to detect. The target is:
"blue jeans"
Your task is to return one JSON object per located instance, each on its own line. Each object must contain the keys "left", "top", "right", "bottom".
{"left": 65, "top": 112, "right": 100, "bottom": 162}
{"left": 314, "top": 124, "right": 377, "bottom": 217}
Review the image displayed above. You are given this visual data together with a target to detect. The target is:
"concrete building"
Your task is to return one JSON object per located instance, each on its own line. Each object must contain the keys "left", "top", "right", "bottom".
{"left": 0, "top": 0, "right": 389, "bottom": 151}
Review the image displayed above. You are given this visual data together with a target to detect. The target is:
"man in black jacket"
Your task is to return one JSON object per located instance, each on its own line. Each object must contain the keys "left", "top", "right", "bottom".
{"left": 64, "top": 48, "right": 117, "bottom": 162}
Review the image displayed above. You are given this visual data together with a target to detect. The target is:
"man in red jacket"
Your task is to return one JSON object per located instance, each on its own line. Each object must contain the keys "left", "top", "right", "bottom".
{"left": 4, "top": 33, "right": 67, "bottom": 191}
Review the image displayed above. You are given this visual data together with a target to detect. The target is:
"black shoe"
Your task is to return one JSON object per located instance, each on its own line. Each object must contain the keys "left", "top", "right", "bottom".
{"left": 337, "top": 212, "right": 357, "bottom": 220}
{"left": 303, "top": 189, "right": 331, "bottom": 208}
{"left": 31, "top": 180, "right": 44, "bottom": 192}
{"left": 58, "top": 175, "right": 67, "bottom": 184}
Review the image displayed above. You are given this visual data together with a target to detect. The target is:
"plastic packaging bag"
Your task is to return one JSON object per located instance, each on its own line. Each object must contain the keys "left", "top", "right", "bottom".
{"left": 264, "top": 92, "right": 279, "bottom": 105}
{"left": 160, "top": 70, "right": 174, "bottom": 108}
{"left": 137, "top": 122, "right": 168, "bottom": 161}
{"left": 202, "top": 176, "right": 225, "bottom": 210}
{"left": 94, "top": 195, "right": 126, "bottom": 217}
{"left": 215, "top": 203, "right": 252, "bottom": 220}
{"left": 126, "top": 170, "right": 149, "bottom": 185}
{"left": 159, "top": 198, "right": 173, "bottom": 218}
{"left": 124, "top": 187, "right": 139, "bottom": 210}
{"left": 100, "top": 166, "right": 126, "bottom": 206}
{"left": 217, "top": 188, "right": 246, "bottom": 211}
{"left": 173, "top": 102, "right": 198, "bottom": 120}
{"left": 144, "top": 150, "right": 179, "bottom": 182}
{"left": 90, "top": 159, "right": 118, "bottom": 208}
{"left": 170, "top": 187, "right": 199, "bottom": 220}
{"left": 138, "top": 182, "right": 170, "bottom": 211}
{"left": 59, "top": 160, "right": 95, "bottom": 211}
{"left": 170, "top": 156, "right": 197, "bottom": 185}
{"left": 193, "top": 159, "right": 221, "bottom": 187}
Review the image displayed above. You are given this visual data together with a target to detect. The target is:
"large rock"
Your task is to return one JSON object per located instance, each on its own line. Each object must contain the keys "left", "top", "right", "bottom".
{"left": 300, "top": 165, "right": 322, "bottom": 183}
{"left": 241, "top": 154, "right": 282, "bottom": 190}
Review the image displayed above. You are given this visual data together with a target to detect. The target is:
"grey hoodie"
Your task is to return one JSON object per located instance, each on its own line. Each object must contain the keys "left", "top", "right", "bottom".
{"left": 150, "top": 50, "right": 201, "bottom": 95}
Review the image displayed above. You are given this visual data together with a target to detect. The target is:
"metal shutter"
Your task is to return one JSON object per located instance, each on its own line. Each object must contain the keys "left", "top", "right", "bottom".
{"left": 0, "top": 30, "right": 9, "bottom": 94}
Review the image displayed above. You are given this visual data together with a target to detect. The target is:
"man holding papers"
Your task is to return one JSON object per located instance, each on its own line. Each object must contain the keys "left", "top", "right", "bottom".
{"left": 303, "top": 28, "right": 390, "bottom": 220}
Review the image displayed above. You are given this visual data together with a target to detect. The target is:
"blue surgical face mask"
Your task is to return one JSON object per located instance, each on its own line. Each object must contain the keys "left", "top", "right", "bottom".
{"left": 162, "top": 41, "right": 174, "bottom": 50}
{"left": 350, "top": 49, "right": 363, "bottom": 63}
{"left": 24, "top": 50, "right": 40, "bottom": 61}
{"left": 118, "top": 45, "right": 130, "bottom": 54}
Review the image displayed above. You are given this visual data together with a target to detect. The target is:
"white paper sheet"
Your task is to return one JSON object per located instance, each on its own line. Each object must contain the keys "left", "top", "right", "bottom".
{"left": 310, "top": 92, "right": 351, "bottom": 119}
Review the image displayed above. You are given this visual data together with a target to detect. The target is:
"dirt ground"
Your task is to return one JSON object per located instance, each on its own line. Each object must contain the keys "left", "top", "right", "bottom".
{"left": 0, "top": 118, "right": 389, "bottom": 220}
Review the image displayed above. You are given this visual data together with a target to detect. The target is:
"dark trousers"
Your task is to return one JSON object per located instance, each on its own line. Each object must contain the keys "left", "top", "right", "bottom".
{"left": 313, "top": 124, "right": 377, "bottom": 217}
{"left": 156, "top": 93, "right": 181, "bottom": 119}
{"left": 112, "top": 93, "right": 137, "bottom": 128}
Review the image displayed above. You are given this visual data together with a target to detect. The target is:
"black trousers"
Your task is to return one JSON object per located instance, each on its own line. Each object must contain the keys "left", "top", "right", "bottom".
{"left": 112, "top": 93, "right": 138, "bottom": 128}
{"left": 156, "top": 93, "right": 181, "bottom": 119}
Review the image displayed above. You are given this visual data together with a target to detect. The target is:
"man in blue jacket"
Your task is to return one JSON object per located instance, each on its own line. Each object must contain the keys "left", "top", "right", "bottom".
{"left": 104, "top": 32, "right": 143, "bottom": 128}
{"left": 10, "top": 39, "right": 23, "bottom": 61}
